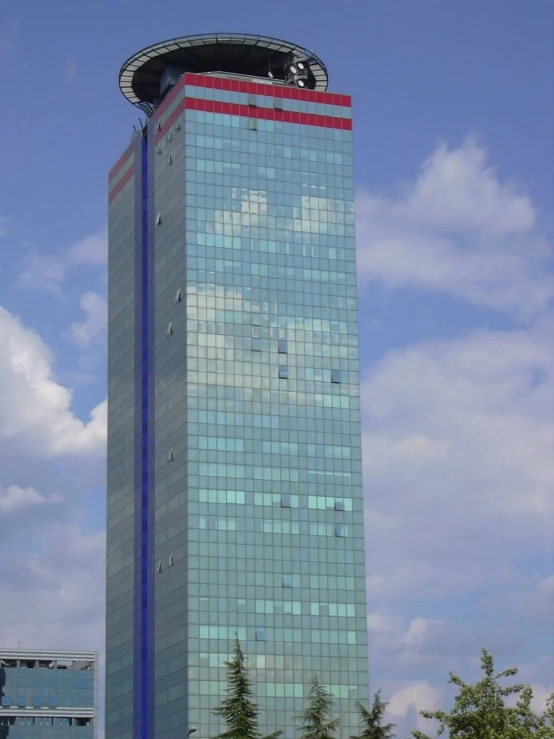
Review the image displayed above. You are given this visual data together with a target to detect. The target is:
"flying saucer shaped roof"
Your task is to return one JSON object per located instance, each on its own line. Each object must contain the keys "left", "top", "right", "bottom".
{"left": 119, "top": 33, "right": 329, "bottom": 109}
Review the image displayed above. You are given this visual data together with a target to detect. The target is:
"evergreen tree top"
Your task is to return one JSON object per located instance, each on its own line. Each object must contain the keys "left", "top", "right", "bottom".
{"left": 213, "top": 637, "right": 282, "bottom": 739}
{"left": 298, "top": 676, "right": 340, "bottom": 739}
{"left": 350, "top": 690, "right": 396, "bottom": 739}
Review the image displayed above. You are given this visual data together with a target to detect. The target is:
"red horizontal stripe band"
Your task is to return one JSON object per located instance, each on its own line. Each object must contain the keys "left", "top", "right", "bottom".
{"left": 109, "top": 164, "right": 135, "bottom": 203}
{"left": 183, "top": 72, "right": 351, "bottom": 107}
{"left": 185, "top": 97, "right": 352, "bottom": 130}
{"left": 109, "top": 142, "right": 135, "bottom": 182}
{"left": 156, "top": 97, "right": 352, "bottom": 143}
{"left": 155, "top": 76, "right": 187, "bottom": 120}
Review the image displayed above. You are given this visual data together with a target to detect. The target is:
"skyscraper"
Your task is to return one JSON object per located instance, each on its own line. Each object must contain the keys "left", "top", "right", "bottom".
{"left": 107, "top": 33, "right": 368, "bottom": 739}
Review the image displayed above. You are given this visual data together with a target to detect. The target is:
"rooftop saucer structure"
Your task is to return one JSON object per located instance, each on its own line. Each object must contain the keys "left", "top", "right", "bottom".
{"left": 119, "top": 33, "right": 329, "bottom": 115}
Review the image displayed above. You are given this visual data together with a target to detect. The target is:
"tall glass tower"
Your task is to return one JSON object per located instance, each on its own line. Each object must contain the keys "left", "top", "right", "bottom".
{"left": 107, "top": 33, "right": 368, "bottom": 739}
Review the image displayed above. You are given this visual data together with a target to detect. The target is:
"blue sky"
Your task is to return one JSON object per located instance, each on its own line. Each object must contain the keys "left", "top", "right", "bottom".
{"left": 0, "top": 0, "right": 553, "bottom": 736}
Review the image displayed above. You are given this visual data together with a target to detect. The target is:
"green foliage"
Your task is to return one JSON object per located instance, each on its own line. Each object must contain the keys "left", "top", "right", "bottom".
{"left": 298, "top": 676, "right": 340, "bottom": 739}
{"left": 213, "top": 637, "right": 282, "bottom": 739}
{"left": 350, "top": 690, "right": 396, "bottom": 739}
{"left": 412, "top": 648, "right": 554, "bottom": 739}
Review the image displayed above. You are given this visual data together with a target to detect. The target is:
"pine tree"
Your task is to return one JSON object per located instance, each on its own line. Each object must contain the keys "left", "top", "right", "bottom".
{"left": 298, "top": 677, "right": 340, "bottom": 739}
{"left": 350, "top": 690, "right": 395, "bottom": 739}
{"left": 213, "top": 637, "right": 282, "bottom": 739}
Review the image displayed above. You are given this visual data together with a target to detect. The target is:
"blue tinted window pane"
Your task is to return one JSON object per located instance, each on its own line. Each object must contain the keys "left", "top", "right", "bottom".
{"left": 278, "top": 366, "right": 288, "bottom": 379}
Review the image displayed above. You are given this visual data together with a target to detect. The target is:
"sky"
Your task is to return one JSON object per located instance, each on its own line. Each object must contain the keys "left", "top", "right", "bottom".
{"left": 0, "top": 0, "right": 553, "bottom": 736}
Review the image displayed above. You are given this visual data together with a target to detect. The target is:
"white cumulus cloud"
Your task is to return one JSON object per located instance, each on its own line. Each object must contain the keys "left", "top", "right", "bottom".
{"left": 0, "top": 523, "right": 105, "bottom": 650}
{"left": 387, "top": 681, "right": 442, "bottom": 729}
{"left": 0, "top": 484, "right": 62, "bottom": 512}
{"left": 0, "top": 307, "right": 105, "bottom": 698}
{"left": 70, "top": 291, "right": 107, "bottom": 346}
{"left": 356, "top": 139, "right": 554, "bottom": 320}
{"left": 64, "top": 58, "right": 79, "bottom": 83}
{"left": 17, "top": 228, "right": 107, "bottom": 295}
{"left": 0, "top": 20, "right": 18, "bottom": 56}
{"left": 363, "top": 318, "right": 554, "bottom": 599}
{"left": 0, "top": 306, "right": 107, "bottom": 459}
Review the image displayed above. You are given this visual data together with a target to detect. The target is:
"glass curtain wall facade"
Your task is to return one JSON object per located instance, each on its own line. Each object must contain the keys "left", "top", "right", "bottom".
{"left": 0, "top": 650, "right": 96, "bottom": 738}
{"left": 107, "top": 67, "right": 368, "bottom": 739}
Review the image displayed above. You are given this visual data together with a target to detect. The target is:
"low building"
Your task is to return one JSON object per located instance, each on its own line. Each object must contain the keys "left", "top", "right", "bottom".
{"left": 0, "top": 649, "right": 96, "bottom": 737}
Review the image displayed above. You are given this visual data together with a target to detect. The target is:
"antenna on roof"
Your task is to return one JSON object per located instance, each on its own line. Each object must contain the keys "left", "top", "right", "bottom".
{"left": 284, "top": 55, "right": 310, "bottom": 88}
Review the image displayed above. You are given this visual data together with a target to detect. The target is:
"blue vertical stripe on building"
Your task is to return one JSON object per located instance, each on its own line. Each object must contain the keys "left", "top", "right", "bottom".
{"left": 133, "top": 132, "right": 142, "bottom": 739}
{"left": 146, "top": 122, "right": 156, "bottom": 739}
{"left": 133, "top": 128, "right": 154, "bottom": 739}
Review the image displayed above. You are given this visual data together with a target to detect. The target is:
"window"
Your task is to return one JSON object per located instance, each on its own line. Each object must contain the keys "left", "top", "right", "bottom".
{"left": 256, "top": 627, "right": 266, "bottom": 641}
{"left": 283, "top": 574, "right": 293, "bottom": 588}
{"left": 248, "top": 93, "right": 257, "bottom": 107}
{"left": 274, "top": 99, "right": 284, "bottom": 111}
{"left": 278, "top": 339, "right": 288, "bottom": 354}
{"left": 335, "top": 525, "right": 346, "bottom": 538}
{"left": 309, "top": 495, "right": 353, "bottom": 512}
{"left": 331, "top": 369, "right": 341, "bottom": 383}
{"left": 281, "top": 494, "right": 291, "bottom": 508}
{"left": 279, "top": 366, "right": 288, "bottom": 379}
{"left": 248, "top": 119, "right": 258, "bottom": 131}
{"left": 251, "top": 337, "right": 262, "bottom": 351}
